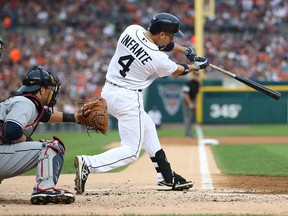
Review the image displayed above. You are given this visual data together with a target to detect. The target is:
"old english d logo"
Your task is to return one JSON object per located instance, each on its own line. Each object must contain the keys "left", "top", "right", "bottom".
{"left": 158, "top": 84, "right": 183, "bottom": 116}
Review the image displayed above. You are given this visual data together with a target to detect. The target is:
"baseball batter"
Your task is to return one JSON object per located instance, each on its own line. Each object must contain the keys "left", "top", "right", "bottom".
{"left": 74, "top": 13, "right": 209, "bottom": 193}
{"left": 0, "top": 65, "right": 78, "bottom": 204}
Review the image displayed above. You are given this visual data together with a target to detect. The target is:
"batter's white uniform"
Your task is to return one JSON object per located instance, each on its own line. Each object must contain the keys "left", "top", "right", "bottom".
{"left": 83, "top": 25, "right": 178, "bottom": 182}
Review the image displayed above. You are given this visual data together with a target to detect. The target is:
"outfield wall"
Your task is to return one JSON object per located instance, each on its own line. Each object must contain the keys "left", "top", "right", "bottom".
{"left": 144, "top": 79, "right": 288, "bottom": 124}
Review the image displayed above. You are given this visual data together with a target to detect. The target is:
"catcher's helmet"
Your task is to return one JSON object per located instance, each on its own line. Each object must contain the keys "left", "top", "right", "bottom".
{"left": 18, "top": 66, "right": 60, "bottom": 107}
{"left": 148, "top": 13, "right": 183, "bottom": 38}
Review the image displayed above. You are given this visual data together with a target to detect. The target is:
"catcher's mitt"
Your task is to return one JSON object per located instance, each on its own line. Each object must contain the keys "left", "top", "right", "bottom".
{"left": 76, "top": 97, "right": 109, "bottom": 135}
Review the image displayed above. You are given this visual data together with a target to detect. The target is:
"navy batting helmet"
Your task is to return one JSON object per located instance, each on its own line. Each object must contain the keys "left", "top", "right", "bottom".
{"left": 148, "top": 13, "right": 183, "bottom": 38}
{"left": 18, "top": 66, "right": 60, "bottom": 107}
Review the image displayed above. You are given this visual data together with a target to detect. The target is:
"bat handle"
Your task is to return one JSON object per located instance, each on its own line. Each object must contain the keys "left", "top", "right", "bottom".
{"left": 209, "top": 64, "right": 236, "bottom": 78}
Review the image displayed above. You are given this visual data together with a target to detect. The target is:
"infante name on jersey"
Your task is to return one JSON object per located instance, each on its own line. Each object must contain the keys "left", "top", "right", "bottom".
{"left": 120, "top": 34, "right": 152, "bottom": 65}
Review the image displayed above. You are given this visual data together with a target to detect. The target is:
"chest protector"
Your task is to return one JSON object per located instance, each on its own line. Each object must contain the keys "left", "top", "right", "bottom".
{"left": 22, "top": 94, "right": 45, "bottom": 138}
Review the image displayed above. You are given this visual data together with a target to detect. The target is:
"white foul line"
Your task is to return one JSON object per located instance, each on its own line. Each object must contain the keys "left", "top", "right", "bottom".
{"left": 195, "top": 125, "right": 214, "bottom": 190}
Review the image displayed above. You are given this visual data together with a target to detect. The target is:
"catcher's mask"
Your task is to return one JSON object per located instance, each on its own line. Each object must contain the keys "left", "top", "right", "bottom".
{"left": 148, "top": 13, "right": 183, "bottom": 38}
{"left": 0, "top": 39, "right": 4, "bottom": 61}
{"left": 18, "top": 66, "right": 61, "bottom": 109}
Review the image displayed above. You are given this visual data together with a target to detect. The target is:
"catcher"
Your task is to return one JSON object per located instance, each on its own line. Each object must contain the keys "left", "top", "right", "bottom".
{"left": 0, "top": 64, "right": 108, "bottom": 205}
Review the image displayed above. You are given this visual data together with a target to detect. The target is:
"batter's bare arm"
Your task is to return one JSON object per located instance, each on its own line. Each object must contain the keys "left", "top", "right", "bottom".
{"left": 172, "top": 64, "right": 198, "bottom": 76}
{"left": 171, "top": 43, "right": 187, "bottom": 54}
{"left": 172, "top": 57, "right": 209, "bottom": 76}
{"left": 171, "top": 43, "right": 197, "bottom": 62}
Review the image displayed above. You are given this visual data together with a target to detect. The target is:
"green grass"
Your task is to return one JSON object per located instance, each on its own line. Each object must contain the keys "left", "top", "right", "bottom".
{"left": 202, "top": 124, "right": 288, "bottom": 136}
{"left": 25, "top": 130, "right": 121, "bottom": 175}
{"left": 205, "top": 124, "right": 288, "bottom": 176}
{"left": 157, "top": 124, "right": 288, "bottom": 136}
{"left": 212, "top": 144, "right": 288, "bottom": 176}
{"left": 24, "top": 124, "right": 288, "bottom": 177}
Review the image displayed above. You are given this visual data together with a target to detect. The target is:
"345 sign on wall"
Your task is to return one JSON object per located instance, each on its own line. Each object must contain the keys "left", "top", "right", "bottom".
{"left": 202, "top": 99, "right": 246, "bottom": 123}
{"left": 201, "top": 90, "right": 286, "bottom": 124}
{"left": 210, "top": 104, "right": 242, "bottom": 119}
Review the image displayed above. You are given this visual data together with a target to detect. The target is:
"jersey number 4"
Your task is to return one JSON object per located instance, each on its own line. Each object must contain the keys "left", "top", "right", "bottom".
{"left": 118, "top": 55, "right": 135, "bottom": 77}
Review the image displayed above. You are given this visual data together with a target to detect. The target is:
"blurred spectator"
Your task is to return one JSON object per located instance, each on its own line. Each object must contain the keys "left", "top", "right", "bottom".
{"left": 3, "top": 16, "right": 12, "bottom": 29}
{"left": 9, "top": 47, "right": 21, "bottom": 63}
{"left": 0, "top": 0, "right": 287, "bottom": 109}
{"left": 148, "top": 106, "right": 162, "bottom": 129}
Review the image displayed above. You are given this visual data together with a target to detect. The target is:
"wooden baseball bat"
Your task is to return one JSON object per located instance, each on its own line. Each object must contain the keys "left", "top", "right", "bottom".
{"left": 209, "top": 64, "right": 281, "bottom": 100}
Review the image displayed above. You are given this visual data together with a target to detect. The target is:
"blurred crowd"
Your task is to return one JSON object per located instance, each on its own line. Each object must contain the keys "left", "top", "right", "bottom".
{"left": 0, "top": 0, "right": 287, "bottom": 111}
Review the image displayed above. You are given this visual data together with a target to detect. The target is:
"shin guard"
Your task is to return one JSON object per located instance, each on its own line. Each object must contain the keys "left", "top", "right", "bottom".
{"left": 35, "top": 137, "right": 65, "bottom": 191}
{"left": 150, "top": 149, "right": 173, "bottom": 182}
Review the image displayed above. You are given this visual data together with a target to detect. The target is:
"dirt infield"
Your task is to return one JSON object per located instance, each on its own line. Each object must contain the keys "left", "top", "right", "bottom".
{"left": 0, "top": 136, "right": 288, "bottom": 215}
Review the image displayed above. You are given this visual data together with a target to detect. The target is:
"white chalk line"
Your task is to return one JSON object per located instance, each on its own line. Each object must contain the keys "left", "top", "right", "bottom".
{"left": 195, "top": 125, "right": 214, "bottom": 190}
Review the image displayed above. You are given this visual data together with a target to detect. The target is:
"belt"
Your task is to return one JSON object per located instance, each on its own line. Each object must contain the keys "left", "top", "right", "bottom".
{"left": 106, "top": 80, "right": 142, "bottom": 92}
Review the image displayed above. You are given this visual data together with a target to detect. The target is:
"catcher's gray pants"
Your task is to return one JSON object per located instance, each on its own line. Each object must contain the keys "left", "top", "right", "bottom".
{"left": 0, "top": 141, "right": 42, "bottom": 181}
{"left": 0, "top": 139, "right": 65, "bottom": 191}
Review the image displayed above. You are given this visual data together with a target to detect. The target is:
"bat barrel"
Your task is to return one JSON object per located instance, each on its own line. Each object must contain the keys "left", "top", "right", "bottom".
{"left": 210, "top": 64, "right": 281, "bottom": 100}
{"left": 235, "top": 75, "right": 281, "bottom": 100}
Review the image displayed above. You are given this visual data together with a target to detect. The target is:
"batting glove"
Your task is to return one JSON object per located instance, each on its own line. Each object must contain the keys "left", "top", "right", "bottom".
{"left": 194, "top": 57, "right": 209, "bottom": 70}
{"left": 185, "top": 47, "right": 197, "bottom": 62}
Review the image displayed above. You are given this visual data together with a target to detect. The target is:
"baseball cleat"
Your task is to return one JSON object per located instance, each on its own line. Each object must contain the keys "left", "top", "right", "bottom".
{"left": 30, "top": 188, "right": 75, "bottom": 205}
{"left": 157, "top": 172, "right": 193, "bottom": 191}
{"left": 74, "top": 155, "right": 90, "bottom": 194}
